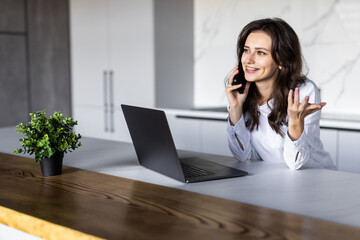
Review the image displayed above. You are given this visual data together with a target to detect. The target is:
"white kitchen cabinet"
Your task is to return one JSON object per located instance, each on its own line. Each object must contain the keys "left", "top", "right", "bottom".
{"left": 70, "top": 0, "right": 108, "bottom": 108}
{"left": 166, "top": 114, "right": 202, "bottom": 153}
{"left": 201, "top": 120, "right": 232, "bottom": 157}
{"left": 112, "top": 108, "right": 132, "bottom": 142}
{"left": 319, "top": 128, "right": 338, "bottom": 168}
{"left": 165, "top": 112, "right": 232, "bottom": 156}
{"left": 338, "top": 131, "right": 360, "bottom": 173}
{"left": 73, "top": 106, "right": 109, "bottom": 140}
{"left": 73, "top": 105, "right": 132, "bottom": 143}
{"left": 108, "top": 0, "right": 154, "bottom": 109}
{"left": 70, "top": 0, "right": 154, "bottom": 141}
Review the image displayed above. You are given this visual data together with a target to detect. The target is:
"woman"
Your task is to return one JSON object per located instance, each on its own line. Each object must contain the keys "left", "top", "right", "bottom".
{"left": 226, "top": 18, "right": 334, "bottom": 170}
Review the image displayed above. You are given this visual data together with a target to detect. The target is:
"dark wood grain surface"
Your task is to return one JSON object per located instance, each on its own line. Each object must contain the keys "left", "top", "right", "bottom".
{"left": 1, "top": 152, "right": 360, "bottom": 240}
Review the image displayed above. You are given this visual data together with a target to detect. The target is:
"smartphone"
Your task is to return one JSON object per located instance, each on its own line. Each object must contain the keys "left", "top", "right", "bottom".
{"left": 232, "top": 66, "right": 247, "bottom": 94}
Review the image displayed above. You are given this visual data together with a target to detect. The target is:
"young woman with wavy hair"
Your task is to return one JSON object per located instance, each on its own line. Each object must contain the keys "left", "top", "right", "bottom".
{"left": 226, "top": 18, "right": 334, "bottom": 170}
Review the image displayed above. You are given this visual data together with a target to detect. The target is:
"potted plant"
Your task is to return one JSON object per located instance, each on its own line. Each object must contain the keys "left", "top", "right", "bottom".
{"left": 13, "top": 110, "right": 82, "bottom": 176}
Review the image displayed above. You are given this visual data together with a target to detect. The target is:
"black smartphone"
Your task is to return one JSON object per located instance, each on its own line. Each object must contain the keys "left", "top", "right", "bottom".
{"left": 232, "top": 66, "right": 247, "bottom": 94}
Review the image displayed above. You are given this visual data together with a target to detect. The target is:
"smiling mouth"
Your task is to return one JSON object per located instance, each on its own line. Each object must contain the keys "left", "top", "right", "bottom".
{"left": 246, "top": 66, "right": 259, "bottom": 71}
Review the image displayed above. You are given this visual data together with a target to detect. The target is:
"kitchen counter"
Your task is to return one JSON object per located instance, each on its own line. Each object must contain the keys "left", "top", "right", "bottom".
{"left": 3, "top": 151, "right": 360, "bottom": 239}
{"left": 163, "top": 108, "right": 360, "bottom": 131}
{"left": 2, "top": 126, "right": 360, "bottom": 230}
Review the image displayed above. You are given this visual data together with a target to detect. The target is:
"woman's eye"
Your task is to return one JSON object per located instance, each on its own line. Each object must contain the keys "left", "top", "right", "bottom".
{"left": 243, "top": 49, "right": 250, "bottom": 53}
{"left": 258, "top": 51, "right": 265, "bottom": 55}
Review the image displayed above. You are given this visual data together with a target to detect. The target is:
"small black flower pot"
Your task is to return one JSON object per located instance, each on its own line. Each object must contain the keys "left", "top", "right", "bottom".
{"left": 40, "top": 152, "right": 64, "bottom": 176}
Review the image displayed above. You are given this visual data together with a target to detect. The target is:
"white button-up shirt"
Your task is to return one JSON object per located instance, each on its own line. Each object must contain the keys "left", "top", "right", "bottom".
{"left": 227, "top": 79, "right": 335, "bottom": 170}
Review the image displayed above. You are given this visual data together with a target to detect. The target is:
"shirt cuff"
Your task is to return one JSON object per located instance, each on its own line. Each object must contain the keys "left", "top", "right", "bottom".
{"left": 227, "top": 115, "right": 247, "bottom": 135}
{"left": 285, "top": 130, "right": 309, "bottom": 155}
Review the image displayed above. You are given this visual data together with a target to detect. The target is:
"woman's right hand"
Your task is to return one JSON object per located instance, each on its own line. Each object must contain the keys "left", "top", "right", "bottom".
{"left": 225, "top": 66, "right": 250, "bottom": 125}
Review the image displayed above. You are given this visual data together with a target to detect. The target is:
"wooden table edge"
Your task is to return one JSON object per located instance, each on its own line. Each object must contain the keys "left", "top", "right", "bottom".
{"left": 0, "top": 205, "right": 104, "bottom": 240}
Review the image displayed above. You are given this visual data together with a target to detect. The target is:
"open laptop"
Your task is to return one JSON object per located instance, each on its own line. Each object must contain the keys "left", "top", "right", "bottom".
{"left": 121, "top": 104, "right": 248, "bottom": 183}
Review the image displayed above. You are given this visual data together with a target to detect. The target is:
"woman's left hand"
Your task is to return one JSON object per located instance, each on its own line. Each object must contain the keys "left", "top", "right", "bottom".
{"left": 287, "top": 87, "right": 326, "bottom": 141}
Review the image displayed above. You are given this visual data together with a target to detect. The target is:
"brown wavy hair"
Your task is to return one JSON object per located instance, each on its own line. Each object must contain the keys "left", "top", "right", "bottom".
{"left": 237, "top": 18, "right": 306, "bottom": 136}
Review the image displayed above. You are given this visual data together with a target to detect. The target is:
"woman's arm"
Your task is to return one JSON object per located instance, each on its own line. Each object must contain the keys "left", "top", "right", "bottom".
{"left": 283, "top": 110, "right": 321, "bottom": 169}
{"left": 227, "top": 115, "right": 254, "bottom": 161}
{"left": 225, "top": 66, "right": 253, "bottom": 161}
{"left": 284, "top": 82, "right": 325, "bottom": 169}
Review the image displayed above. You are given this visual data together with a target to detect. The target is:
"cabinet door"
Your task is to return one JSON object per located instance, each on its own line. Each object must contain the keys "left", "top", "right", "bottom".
{"left": 27, "top": 0, "right": 71, "bottom": 116}
{"left": 0, "top": 0, "right": 25, "bottom": 32}
{"left": 70, "top": 0, "right": 154, "bottom": 141}
{"left": 73, "top": 106, "right": 112, "bottom": 140}
{"left": 338, "top": 131, "right": 360, "bottom": 173}
{"left": 0, "top": 35, "right": 28, "bottom": 127}
{"left": 165, "top": 114, "right": 232, "bottom": 156}
{"left": 109, "top": 0, "right": 154, "bottom": 108}
{"left": 70, "top": 0, "right": 109, "bottom": 107}
{"left": 319, "top": 128, "right": 338, "bottom": 168}
{"left": 166, "top": 115, "right": 201, "bottom": 152}
{"left": 112, "top": 107, "right": 132, "bottom": 143}
{"left": 201, "top": 120, "right": 232, "bottom": 157}
{"left": 73, "top": 105, "right": 132, "bottom": 141}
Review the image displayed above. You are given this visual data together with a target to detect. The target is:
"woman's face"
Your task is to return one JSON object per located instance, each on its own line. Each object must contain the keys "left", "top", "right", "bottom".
{"left": 241, "top": 31, "right": 279, "bottom": 84}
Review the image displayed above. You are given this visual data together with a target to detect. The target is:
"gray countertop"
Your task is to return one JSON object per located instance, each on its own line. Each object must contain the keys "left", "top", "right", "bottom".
{"left": 164, "top": 108, "right": 360, "bottom": 131}
{"left": 2, "top": 126, "right": 360, "bottom": 228}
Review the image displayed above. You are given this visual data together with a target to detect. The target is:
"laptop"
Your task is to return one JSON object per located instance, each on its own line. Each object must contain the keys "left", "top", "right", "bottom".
{"left": 121, "top": 104, "right": 248, "bottom": 183}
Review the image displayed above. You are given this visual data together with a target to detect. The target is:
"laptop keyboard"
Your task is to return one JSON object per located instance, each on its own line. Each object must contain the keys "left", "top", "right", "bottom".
{"left": 180, "top": 162, "right": 215, "bottom": 178}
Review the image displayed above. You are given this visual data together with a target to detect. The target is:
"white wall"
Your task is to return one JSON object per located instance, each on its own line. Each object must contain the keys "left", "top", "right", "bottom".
{"left": 194, "top": 0, "right": 360, "bottom": 118}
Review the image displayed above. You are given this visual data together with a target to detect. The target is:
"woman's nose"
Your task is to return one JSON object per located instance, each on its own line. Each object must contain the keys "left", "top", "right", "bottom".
{"left": 245, "top": 52, "right": 255, "bottom": 64}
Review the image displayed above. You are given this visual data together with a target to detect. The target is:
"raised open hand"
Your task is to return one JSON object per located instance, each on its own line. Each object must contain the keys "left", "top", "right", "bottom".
{"left": 287, "top": 87, "right": 326, "bottom": 140}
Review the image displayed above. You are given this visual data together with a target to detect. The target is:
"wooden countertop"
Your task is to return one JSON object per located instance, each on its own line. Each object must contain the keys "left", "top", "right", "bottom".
{"left": 1, "top": 153, "right": 360, "bottom": 239}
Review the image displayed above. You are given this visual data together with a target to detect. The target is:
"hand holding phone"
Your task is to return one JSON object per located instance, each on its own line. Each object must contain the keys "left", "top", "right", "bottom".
{"left": 226, "top": 66, "right": 248, "bottom": 125}
{"left": 232, "top": 66, "right": 247, "bottom": 94}
{"left": 226, "top": 65, "right": 249, "bottom": 107}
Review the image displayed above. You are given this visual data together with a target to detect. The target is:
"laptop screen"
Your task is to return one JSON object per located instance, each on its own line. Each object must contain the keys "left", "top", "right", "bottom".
{"left": 121, "top": 104, "right": 185, "bottom": 182}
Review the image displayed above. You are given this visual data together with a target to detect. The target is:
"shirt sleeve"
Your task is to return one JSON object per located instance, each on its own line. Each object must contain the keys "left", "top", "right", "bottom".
{"left": 227, "top": 115, "right": 260, "bottom": 161}
{"left": 283, "top": 80, "right": 322, "bottom": 170}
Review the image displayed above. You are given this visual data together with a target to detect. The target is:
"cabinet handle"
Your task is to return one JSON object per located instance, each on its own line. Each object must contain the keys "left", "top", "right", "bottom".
{"left": 109, "top": 70, "right": 115, "bottom": 133}
{"left": 103, "top": 70, "right": 109, "bottom": 132}
{"left": 176, "top": 115, "right": 227, "bottom": 122}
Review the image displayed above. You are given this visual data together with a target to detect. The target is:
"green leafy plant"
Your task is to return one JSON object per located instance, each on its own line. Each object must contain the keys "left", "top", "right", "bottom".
{"left": 13, "top": 110, "right": 82, "bottom": 162}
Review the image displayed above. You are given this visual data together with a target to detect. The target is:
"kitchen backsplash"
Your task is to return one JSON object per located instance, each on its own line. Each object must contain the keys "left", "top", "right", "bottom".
{"left": 194, "top": 0, "right": 360, "bottom": 118}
